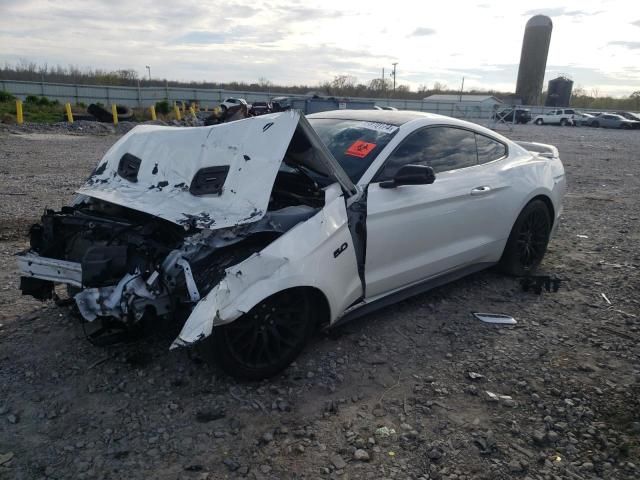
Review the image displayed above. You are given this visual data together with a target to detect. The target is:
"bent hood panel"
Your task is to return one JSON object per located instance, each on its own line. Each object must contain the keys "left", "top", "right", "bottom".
{"left": 77, "top": 112, "right": 301, "bottom": 229}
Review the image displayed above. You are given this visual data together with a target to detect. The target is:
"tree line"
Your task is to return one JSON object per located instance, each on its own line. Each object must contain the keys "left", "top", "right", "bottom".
{"left": 2, "top": 60, "right": 638, "bottom": 110}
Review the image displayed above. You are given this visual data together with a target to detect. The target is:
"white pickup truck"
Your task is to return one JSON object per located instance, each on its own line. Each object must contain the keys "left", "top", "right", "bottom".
{"left": 532, "top": 109, "right": 576, "bottom": 126}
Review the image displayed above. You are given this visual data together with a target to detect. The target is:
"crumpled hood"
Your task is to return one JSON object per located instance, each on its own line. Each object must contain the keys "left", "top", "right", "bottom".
{"left": 77, "top": 112, "right": 301, "bottom": 229}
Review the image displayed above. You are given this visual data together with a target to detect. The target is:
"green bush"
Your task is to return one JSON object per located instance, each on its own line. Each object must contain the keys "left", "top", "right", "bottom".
{"left": 155, "top": 100, "right": 170, "bottom": 115}
{"left": 0, "top": 90, "right": 15, "bottom": 102}
{"left": 38, "top": 96, "right": 52, "bottom": 106}
{"left": 25, "top": 95, "right": 40, "bottom": 104}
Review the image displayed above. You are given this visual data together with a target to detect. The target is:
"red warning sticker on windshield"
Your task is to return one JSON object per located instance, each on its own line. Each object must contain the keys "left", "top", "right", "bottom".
{"left": 346, "top": 140, "right": 377, "bottom": 158}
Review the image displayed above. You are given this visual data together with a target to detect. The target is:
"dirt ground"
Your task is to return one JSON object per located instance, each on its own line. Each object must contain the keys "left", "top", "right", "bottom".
{"left": 0, "top": 123, "right": 638, "bottom": 480}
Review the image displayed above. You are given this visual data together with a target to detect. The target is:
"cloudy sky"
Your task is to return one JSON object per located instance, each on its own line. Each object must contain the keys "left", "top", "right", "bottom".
{"left": 1, "top": 0, "right": 639, "bottom": 96}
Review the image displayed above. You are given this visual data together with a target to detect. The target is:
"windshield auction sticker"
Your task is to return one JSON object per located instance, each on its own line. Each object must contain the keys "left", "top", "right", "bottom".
{"left": 360, "top": 122, "right": 399, "bottom": 134}
{"left": 346, "top": 140, "right": 377, "bottom": 158}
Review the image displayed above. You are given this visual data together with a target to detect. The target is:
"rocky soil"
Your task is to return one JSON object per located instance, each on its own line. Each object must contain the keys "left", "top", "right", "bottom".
{"left": 0, "top": 123, "right": 638, "bottom": 480}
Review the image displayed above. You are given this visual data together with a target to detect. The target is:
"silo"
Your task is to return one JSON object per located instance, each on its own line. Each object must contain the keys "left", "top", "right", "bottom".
{"left": 515, "top": 15, "right": 553, "bottom": 105}
{"left": 545, "top": 76, "right": 573, "bottom": 107}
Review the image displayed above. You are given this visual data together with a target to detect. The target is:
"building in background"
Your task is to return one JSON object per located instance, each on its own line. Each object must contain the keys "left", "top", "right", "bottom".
{"left": 545, "top": 76, "right": 574, "bottom": 107}
{"left": 515, "top": 15, "right": 553, "bottom": 105}
{"left": 422, "top": 94, "right": 503, "bottom": 118}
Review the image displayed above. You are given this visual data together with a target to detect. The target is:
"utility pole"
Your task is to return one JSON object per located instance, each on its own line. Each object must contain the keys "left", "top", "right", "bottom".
{"left": 382, "top": 67, "right": 385, "bottom": 94}
{"left": 459, "top": 76, "right": 465, "bottom": 101}
{"left": 146, "top": 65, "right": 151, "bottom": 81}
{"left": 391, "top": 63, "right": 398, "bottom": 93}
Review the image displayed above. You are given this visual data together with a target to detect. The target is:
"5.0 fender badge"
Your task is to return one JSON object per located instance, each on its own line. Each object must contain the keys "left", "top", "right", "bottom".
{"left": 333, "top": 242, "right": 348, "bottom": 258}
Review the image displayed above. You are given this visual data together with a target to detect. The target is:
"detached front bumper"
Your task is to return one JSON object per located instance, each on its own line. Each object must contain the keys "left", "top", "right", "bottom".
{"left": 18, "top": 252, "right": 83, "bottom": 288}
{"left": 17, "top": 251, "right": 175, "bottom": 323}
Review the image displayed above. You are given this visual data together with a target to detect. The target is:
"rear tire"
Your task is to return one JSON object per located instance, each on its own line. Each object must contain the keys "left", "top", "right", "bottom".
{"left": 535, "top": 118, "right": 543, "bottom": 125}
{"left": 560, "top": 118, "right": 568, "bottom": 126}
{"left": 592, "top": 121, "right": 600, "bottom": 128}
{"left": 208, "top": 289, "right": 317, "bottom": 380}
{"left": 498, "top": 200, "right": 551, "bottom": 276}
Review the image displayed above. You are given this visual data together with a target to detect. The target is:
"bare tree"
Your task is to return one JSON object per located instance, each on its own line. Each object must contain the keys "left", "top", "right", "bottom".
{"left": 432, "top": 81, "right": 448, "bottom": 92}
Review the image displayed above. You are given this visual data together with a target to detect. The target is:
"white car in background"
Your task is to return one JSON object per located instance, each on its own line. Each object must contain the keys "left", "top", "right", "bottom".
{"left": 220, "top": 97, "right": 248, "bottom": 111}
{"left": 572, "top": 112, "right": 595, "bottom": 126}
{"left": 17, "top": 110, "right": 566, "bottom": 379}
{"left": 532, "top": 109, "right": 576, "bottom": 126}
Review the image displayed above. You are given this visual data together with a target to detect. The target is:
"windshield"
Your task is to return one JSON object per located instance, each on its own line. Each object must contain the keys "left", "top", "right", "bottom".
{"left": 308, "top": 118, "right": 399, "bottom": 182}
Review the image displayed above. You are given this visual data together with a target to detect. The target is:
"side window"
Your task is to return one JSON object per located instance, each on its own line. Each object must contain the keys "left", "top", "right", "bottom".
{"left": 375, "top": 127, "right": 478, "bottom": 181}
{"left": 565, "top": 109, "right": 575, "bottom": 114}
{"left": 476, "top": 134, "right": 506, "bottom": 164}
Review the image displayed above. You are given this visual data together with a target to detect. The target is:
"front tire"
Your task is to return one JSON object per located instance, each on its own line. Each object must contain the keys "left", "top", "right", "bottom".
{"left": 498, "top": 200, "right": 551, "bottom": 276}
{"left": 209, "top": 290, "right": 316, "bottom": 380}
{"left": 535, "top": 118, "right": 544, "bottom": 125}
{"left": 560, "top": 118, "right": 568, "bottom": 126}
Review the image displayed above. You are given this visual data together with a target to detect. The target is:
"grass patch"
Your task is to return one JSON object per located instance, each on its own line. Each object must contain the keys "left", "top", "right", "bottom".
{"left": 0, "top": 100, "right": 65, "bottom": 123}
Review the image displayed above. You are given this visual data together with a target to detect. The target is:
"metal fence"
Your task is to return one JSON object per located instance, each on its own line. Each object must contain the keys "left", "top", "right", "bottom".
{"left": 0, "top": 79, "right": 607, "bottom": 121}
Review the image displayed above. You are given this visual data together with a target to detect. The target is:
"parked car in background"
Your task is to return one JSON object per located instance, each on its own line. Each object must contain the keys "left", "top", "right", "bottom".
{"left": 17, "top": 110, "right": 566, "bottom": 379}
{"left": 572, "top": 112, "right": 595, "bottom": 126}
{"left": 532, "top": 109, "right": 575, "bottom": 126}
{"left": 271, "top": 97, "right": 291, "bottom": 112}
{"left": 220, "top": 97, "right": 248, "bottom": 111}
{"left": 492, "top": 108, "right": 532, "bottom": 124}
{"left": 615, "top": 111, "right": 640, "bottom": 122}
{"left": 249, "top": 101, "right": 271, "bottom": 116}
{"left": 591, "top": 113, "right": 640, "bottom": 129}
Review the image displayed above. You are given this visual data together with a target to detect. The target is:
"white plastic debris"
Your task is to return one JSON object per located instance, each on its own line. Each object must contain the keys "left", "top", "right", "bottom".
{"left": 468, "top": 372, "right": 485, "bottom": 380}
{"left": 473, "top": 313, "right": 517, "bottom": 325}
{"left": 485, "top": 391, "right": 499, "bottom": 402}
{"left": 375, "top": 427, "right": 396, "bottom": 437}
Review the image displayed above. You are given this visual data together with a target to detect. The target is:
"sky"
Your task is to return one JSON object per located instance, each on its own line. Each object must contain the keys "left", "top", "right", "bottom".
{"left": 1, "top": 0, "right": 639, "bottom": 97}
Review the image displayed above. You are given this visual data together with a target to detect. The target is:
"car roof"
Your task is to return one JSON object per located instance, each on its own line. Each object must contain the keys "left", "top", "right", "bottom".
{"left": 307, "top": 109, "right": 435, "bottom": 126}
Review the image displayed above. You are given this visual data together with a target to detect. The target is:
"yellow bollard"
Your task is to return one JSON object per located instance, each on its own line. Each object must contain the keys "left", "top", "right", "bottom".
{"left": 65, "top": 102, "right": 74, "bottom": 123}
{"left": 111, "top": 104, "right": 118, "bottom": 125}
{"left": 16, "top": 100, "right": 24, "bottom": 124}
{"left": 174, "top": 103, "right": 182, "bottom": 121}
{"left": 149, "top": 105, "right": 157, "bottom": 121}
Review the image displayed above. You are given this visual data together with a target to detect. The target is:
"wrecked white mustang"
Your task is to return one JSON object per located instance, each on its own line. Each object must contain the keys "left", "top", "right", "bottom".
{"left": 17, "top": 110, "right": 566, "bottom": 379}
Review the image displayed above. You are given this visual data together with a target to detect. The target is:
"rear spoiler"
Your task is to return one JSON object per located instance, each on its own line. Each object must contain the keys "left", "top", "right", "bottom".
{"left": 516, "top": 141, "right": 559, "bottom": 159}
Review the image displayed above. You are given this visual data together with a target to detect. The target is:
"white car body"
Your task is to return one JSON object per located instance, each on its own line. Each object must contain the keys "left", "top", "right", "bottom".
{"left": 17, "top": 110, "right": 566, "bottom": 376}
{"left": 532, "top": 109, "right": 576, "bottom": 125}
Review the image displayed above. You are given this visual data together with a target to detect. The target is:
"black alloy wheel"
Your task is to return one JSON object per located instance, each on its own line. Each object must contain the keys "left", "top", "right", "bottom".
{"left": 498, "top": 200, "right": 551, "bottom": 276}
{"left": 210, "top": 289, "right": 316, "bottom": 380}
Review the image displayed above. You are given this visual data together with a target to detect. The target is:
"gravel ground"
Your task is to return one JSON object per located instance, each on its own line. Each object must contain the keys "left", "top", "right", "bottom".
{"left": 0, "top": 124, "right": 639, "bottom": 480}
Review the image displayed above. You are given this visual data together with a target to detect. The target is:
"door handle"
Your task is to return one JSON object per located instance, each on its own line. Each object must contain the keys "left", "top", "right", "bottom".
{"left": 470, "top": 186, "right": 492, "bottom": 196}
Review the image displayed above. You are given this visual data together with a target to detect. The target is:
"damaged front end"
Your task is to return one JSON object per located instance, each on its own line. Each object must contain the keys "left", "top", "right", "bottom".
{"left": 19, "top": 200, "right": 319, "bottom": 339}
{"left": 17, "top": 111, "right": 359, "bottom": 347}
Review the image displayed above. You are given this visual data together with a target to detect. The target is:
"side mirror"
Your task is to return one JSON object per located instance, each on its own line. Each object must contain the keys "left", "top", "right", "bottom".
{"left": 379, "top": 164, "right": 436, "bottom": 189}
